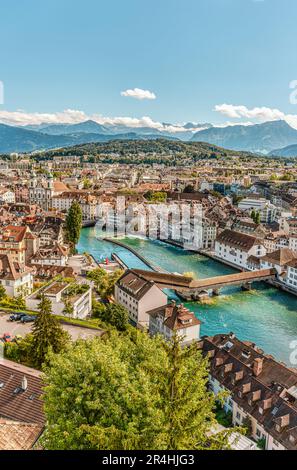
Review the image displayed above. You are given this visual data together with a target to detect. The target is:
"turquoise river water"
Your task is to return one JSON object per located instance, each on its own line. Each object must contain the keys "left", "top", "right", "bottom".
{"left": 78, "top": 226, "right": 297, "bottom": 365}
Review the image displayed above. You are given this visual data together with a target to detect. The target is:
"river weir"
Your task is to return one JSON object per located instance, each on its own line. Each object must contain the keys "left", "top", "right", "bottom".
{"left": 78, "top": 226, "right": 297, "bottom": 365}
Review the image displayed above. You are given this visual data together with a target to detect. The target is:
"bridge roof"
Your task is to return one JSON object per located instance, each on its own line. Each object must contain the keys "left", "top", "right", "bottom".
{"left": 132, "top": 268, "right": 276, "bottom": 290}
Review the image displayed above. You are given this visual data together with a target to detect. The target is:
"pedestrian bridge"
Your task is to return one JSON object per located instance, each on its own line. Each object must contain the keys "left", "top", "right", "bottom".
{"left": 131, "top": 268, "right": 277, "bottom": 294}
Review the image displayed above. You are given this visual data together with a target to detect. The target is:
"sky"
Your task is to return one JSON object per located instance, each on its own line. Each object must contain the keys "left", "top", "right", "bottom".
{"left": 1, "top": 0, "right": 297, "bottom": 131}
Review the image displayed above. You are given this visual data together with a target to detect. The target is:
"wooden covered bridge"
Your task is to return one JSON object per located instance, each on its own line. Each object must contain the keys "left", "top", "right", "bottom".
{"left": 131, "top": 268, "right": 277, "bottom": 300}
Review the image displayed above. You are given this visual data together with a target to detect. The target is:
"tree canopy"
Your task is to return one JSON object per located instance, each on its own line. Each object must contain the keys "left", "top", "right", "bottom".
{"left": 42, "top": 331, "right": 234, "bottom": 450}
{"left": 65, "top": 200, "right": 82, "bottom": 252}
{"left": 31, "top": 296, "right": 70, "bottom": 368}
{"left": 87, "top": 267, "right": 123, "bottom": 299}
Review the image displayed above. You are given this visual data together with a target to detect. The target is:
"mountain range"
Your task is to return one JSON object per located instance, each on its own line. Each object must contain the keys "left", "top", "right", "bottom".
{"left": 1, "top": 118, "right": 297, "bottom": 155}
{"left": 0, "top": 123, "right": 181, "bottom": 154}
{"left": 191, "top": 120, "right": 297, "bottom": 155}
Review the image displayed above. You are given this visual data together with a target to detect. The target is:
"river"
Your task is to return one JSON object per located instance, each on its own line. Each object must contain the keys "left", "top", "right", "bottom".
{"left": 78, "top": 226, "right": 297, "bottom": 365}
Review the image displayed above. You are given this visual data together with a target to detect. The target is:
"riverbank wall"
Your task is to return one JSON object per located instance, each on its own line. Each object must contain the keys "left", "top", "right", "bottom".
{"left": 101, "top": 237, "right": 169, "bottom": 273}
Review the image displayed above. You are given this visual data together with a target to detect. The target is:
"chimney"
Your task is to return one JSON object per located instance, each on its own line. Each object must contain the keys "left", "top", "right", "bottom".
{"left": 224, "top": 363, "right": 233, "bottom": 373}
{"left": 215, "top": 357, "right": 224, "bottom": 367}
{"left": 234, "top": 370, "right": 244, "bottom": 382}
{"left": 242, "top": 382, "right": 252, "bottom": 394}
{"left": 251, "top": 389, "right": 261, "bottom": 402}
{"left": 280, "top": 414, "right": 290, "bottom": 428}
{"left": 21, "top": 376, "right": 28, "bottom": 391}
{"left": 261, "top": 397, "right": 272, "bottom": 411}
{"left": 253, "top": 357, "right": 264, "bottom": 377}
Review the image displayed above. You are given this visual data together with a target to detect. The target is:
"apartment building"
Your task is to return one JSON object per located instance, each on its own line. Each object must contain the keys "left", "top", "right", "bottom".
{"left": 238, "top": 198, "right": 277, "bottom": 223}
{"left": 0, "top": 189, "right": 15, "bottom": 204}
{"left": 215, "top": 229, "right": 266, "bottom": 269}
{"left": 0, "top": 254, "right": 33, "bottom": 297}
{"left": 29, "top": 173, "right": 68, "bottom": 210}
{"left": 0, "top": 225, "right": 38, "bottom": 264}
{"left": 147, "top": 300, "right": 201, "bottom": 345}
{"left": 51, "top": 191, "right": 99, "bottom": 222}
{"left": 200, "top": 332, "right": 297, "bottom": 450}
{"left": 115, "top": 270, "right": 168, "bottom": 327}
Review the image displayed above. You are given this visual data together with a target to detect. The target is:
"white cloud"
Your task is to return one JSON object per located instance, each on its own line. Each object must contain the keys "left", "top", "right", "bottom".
{"left": 214, "top": 103, "right": 297, "bottom": 129}
{"left": 0, "top": 108, "right": 208, "bottom": 134}
{"left": 120, "top": 88, "right": 156, "bottom": 100}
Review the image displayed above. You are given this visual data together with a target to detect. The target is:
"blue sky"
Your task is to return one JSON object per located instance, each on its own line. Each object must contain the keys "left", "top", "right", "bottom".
{"left": 1, "top": 0, "right": 297, "bottom": 130}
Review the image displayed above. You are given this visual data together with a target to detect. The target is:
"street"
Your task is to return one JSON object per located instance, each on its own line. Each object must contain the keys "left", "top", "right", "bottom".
{"left": 0, "top": 313, "right": 104, "bottom": 342}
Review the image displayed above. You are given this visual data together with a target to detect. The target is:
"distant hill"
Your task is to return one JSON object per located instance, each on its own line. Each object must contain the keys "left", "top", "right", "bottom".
{"left": 0, "top": 124, "right": 180, "bottom": 153}
{"left": 23, "top": 120, "right": 213, "bottom": 141}
{"left": 0, "top": 124, "right": 74, "bottom": 153}
{"left": 39, "top": 119, "right": 110, "bottom": 135}
{"left": 33, "top": 138, "right": 255, "bottom": 164}
{"left": 191, "top": 120, "right": 297, "bottom": 154}
{"left": 269, "top": 143, "right": 297, "bottom": 157}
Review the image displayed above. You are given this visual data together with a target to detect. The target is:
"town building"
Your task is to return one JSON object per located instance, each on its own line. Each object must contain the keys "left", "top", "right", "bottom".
{"left": 115, "top": 270, "right": 168, "bottom": 327}
{"left": 29, "top": 173, "right": 68, "bottom": 210}
{"left": 215, "top": 229, "right": 266, "bottom": 269}
{"left": 26, "top": 281, "right": 92, "bottom": 318}
{"left": 51, "top": 191, "right": 99, "bottom": 222}
{"left": 147, "top": 300, "right": 201, "bottom": 345}
{"left": 199, "top": 332, "right": 297, "bottom": 450}
{"left": 0, "top": 189, "right": 15, "bottom": 204}
{"left": 0, "top": 254, "right": 33, "bottom": 297}
{"left": 0, "top": 359, "right": 44, "bottom": 450}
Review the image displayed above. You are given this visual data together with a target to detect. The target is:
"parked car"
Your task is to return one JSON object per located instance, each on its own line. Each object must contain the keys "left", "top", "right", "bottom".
{"left": 20, "top": 315, "right": 37, "bottom": 323}
{"left": 9, "top": 312, "right": 26, "bottom": 322}
{"left": 1, "top": 333, "right": 13, "bottom": 343}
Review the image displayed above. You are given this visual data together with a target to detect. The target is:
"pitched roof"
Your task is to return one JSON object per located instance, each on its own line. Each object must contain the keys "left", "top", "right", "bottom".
{"left": 53, "top": 181, "right": 69, "bottom": 192}
{"left": 147, "top": 301, "right": 201, "bottom": 331}
{"left": 200, "top": 333, "right": 297, "bottom": 450}
{"left": 1, "top": 225, "right": 28, "bottom": 243}
{"left": 261, "top": 248, "right": 296, "bottom": 266}
{"left": 0, "top": 359, "right": 44, "bottom": 425}
{"left": 0, "top": 254, "right": 32, "bottom": 281}
{"left": 216, "top": 229, "right": 262, "bottom": 251}
{"left": 116, "top": 270, "right": 156, "bottom": 300}
{"left": 0, "top": 420, "right": 43, "bottom": 450}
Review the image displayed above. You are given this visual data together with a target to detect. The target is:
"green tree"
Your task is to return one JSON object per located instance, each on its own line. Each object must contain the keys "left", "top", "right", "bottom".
{"left": 87, "top": 268, "right": 123, "bottom": 299}
{"left": 87, "top": 268, "right": 107, "bottom": 294}
{"left": 255, "top": 211, "right": 261, "bottom": 225}
{"left": 63, "top": 300, "right": 74, "bottom": 318}
{"left": 41, "top": 331, "right": 235, "bottom": 450}
{"left": 93, "top": 302, "right": 129, "bottom": 331}
{"left": 144, "top": 191, "right": 167, "bottom": 203}
{"left": 83, "top": 178, "right": 92, "bottom": 189}
{"left": 65, "top": 201, "right": 82, "bottom": 253}
{"left": 0, "top": 284, "right": 6, "bottom": 300}
{"left": 30, "top": 296, "right": 70, "bottom": 368}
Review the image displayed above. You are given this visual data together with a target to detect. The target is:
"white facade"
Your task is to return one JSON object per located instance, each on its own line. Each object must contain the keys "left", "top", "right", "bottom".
{"left": 215, "top": 238, "right": 266, "bottom": 269}
{"left": 1, "top": 271, "right": 33, "bottom": 297}
{"left": 289, "top": 236, "right": 297, "bottom": 253}
{"left": 0, "top": 190, "right": 15, "bottom": 203}
{"left": 114, "top": 283, "right": 167, "bottom": 327}
{"left": 148, "top": 304, "right": 201, "bottom": 345}
{"left": 26, "top": 283, "right": 92, "bottom": 318}
{"left": 238, "top": 198, "right": 277, "bottom": 223}
{"left": 52, "top": 195, "right": 98, "bottom": 221}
